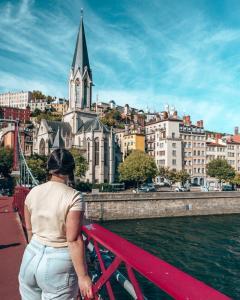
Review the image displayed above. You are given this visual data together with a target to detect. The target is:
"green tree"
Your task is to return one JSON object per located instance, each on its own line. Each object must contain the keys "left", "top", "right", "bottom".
{"left": 158, "top": 166, "right": 178, "bottom": 187}
{"left": 158, "top": 166, "right": 168, "bottom": 178}
{"left": 32, "top": 90, "right": 46, "bottom": 99}
{"left": 31, "top": 108, "right": 42, "bottom": 117}
{"left": 46, "top": 95, "right": 55, "bottom": 104}
{"left": 118, "top": 150, "right": 157, "bottom": 187}
{"left": 70, "top": 148, "right": 88, "bottom": 178}
{"left": 176, "top": 170, "right": 191, "bottom": 186}
{"left": 35, "top": 112, "right": 62, "bottom": 123}
{"left": 27, "top": 154, "right": 48, "bottom": 183}
{"left": 231, "top": 173, "right": 240, "bottom": 186}
{"left": 0, "top": 147, "right": 13, "bottom": 176}
{"left": 165, "top": 168, "right": 177, "bottom": 188}
{"left": 206, "top": 159, "right": 235, "bottom": 186}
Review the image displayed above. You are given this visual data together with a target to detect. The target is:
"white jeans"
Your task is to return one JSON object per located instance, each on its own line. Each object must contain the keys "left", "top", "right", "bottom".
{"left": 19, "top": 239, "right": 79, "bottom": 300}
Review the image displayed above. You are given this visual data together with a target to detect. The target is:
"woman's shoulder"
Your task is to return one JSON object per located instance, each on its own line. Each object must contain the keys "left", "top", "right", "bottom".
{"left": 28, "top": 182, "right": 49, "bottom": 194}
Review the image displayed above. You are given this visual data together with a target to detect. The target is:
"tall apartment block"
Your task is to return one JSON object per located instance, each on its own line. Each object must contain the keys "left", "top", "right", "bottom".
{"left": 145, "top": 111, "right": 207, "bottom": 186}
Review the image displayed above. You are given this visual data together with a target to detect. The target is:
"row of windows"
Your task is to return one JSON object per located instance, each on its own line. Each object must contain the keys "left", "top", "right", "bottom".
{"left": 185, "top": 168, "right": 205, "bottom": 174}
{"left": 124, "top": 141, "right": 135, "bottom": 146}
{"left": 184, "top": 159, "right": 205, "bottom": 165}
{"left": 156, "top": 159, "right": 176, "bottom": 166}
{"left": 206, "top": 147, "right": 225, "bottom": 152}
{"left": 184, "top": 142, "right": 205, "bottom": 148}
{"left": 184, "top": 151, "right": 205, "bottom": 157}
{"left": 181, "top": 134, "right": 205, "bottom": 141}
{"left": 207, "top": 155, "right": 226, "bottom": 161}
{"left": 156, "top": 142, "right": 177, "bottom": 148}
{"left": 180, "top": 126, "right": 204, "bottom": 134}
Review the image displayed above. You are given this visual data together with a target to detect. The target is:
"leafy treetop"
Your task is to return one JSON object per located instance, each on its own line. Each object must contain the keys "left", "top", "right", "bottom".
{"left": 70, "top": 148, "right": 88, "bottom": 179}
{"left": 206, "top": 158, "right": 235, "bottom": 184}
{"left": 0, "top": 147, "right": 13, "bottom": 177}
{"left": 26, "top": 154, "right": 48, "bottom": 183}
{"left": 118, "top": 150, "right": 157, "bottom": 186}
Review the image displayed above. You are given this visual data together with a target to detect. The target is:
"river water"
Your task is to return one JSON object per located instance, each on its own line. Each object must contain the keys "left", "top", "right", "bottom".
{"left": 102, "top": 214, "right": 240, "bottom": 299}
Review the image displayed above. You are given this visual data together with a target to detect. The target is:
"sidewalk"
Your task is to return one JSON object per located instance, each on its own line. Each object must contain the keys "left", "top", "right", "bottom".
{"left": 0, "top": 197, "right": 26, "bottom": 300}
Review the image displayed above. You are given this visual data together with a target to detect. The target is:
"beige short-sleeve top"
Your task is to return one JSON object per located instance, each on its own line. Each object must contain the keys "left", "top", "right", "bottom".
{"left": 25, "top": 181, "right": 85, "bottom": 247}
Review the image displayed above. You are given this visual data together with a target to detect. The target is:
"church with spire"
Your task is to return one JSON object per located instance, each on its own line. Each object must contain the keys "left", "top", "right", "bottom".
{"left": 33, "top": 13, "right": 116, "bottom": 183}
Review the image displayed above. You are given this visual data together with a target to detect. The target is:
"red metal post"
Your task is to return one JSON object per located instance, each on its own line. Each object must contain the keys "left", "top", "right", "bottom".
{"left": 13, "top": 122, "right": 19, "bottom": 171}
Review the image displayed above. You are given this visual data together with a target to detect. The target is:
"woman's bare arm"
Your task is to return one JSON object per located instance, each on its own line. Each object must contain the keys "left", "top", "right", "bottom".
{"left": 24, "top": 205, "right": 32, "bottom": 242}
{"left": 66, "top": 210, "right": 93, "bottom": 299}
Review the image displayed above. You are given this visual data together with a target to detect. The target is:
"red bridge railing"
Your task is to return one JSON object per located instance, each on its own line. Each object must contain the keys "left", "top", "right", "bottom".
{"left": 13, "top": 186, "right": 230, "bottom": 300}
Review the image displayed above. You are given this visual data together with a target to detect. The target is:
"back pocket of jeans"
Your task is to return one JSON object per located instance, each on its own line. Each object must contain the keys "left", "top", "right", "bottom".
{"left": 19, "top": 246, "right": 35, "bottom": 279}
{"left": 45, "top": 258, "right": 73, "bottom": 291}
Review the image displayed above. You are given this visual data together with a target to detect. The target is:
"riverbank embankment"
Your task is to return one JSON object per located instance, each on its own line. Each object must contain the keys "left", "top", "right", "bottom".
{"left": 84, "top": 191, "right": 240, "bottom": 221}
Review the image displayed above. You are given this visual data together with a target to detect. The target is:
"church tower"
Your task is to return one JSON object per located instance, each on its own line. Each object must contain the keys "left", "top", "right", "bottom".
{"left": 69, "top": 13, "right": 92, "bottom": 111}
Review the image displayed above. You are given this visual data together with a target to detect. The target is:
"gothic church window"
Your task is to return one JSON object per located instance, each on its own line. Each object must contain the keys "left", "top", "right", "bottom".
{"left": 75, "top": 78, "right": 80, "bottom": 105}
{"left": 83, "top": 79, "right": 88, "bottom": 107}
{"left": 104, "top": 139, "right": 108, "bottom": 166}
{"left": 87, "top": 141, "right": 90, "bottom": 163}
{"left": 95, "top": 138, "right": 99, "bottom": 165}
{"left": 39, "top": 138, "right": 45, "bottom": 156}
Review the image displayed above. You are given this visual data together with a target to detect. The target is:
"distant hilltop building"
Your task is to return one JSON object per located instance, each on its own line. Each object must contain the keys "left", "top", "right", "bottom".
{"left": 33, "top": 14, "right": 117, "bottom": 183}
{"left": 0, "top": 91, "right": 32, "bottom": 109}
{"left": 0, "top": 91, "right": 69, "bottom": 114}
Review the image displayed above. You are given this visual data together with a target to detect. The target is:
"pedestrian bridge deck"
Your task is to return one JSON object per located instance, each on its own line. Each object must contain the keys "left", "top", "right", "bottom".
{"left": 0, "top": 196, "right": 26, "bottom": 300}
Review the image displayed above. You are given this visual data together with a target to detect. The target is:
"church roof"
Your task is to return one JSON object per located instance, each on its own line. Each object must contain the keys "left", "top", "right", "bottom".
{"left": 45, "top": 120, "right": 71, "bottom": 136}
{"left": 52, "top": 128, "right": 65, "bottom": 149}
{"left": 71, "top": 16, "right": 91, "bottom": 78}
{"left": 77, "top": 117, "right": 109, "bottom": 134}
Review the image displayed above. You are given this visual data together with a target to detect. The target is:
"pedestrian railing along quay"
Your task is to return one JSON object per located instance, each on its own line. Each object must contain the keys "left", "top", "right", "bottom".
{"left": 13, "top": 186, "right": 230, "bottom": 300}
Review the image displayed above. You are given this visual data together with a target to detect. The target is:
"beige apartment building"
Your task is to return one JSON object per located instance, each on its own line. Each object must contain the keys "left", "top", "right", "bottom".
{"left": 0, "top": 91, "right": 32, "bottom": 109}
{"left": 51, "top": 102, "right": 68, "bottom": 114}
{"left": 180, "top": 117, "right": 206, "bottom": 185}
{"left": 145, "top": 114, "right": 183, "bottom": 172}
{"left": 28, "top": 99, "right": 48, "bottom": 111}
{"left": 145, "top": 111, "right": 207, "bottom": 185}
{"left": 206, "top": 131, "right": 240, "bottom": 184}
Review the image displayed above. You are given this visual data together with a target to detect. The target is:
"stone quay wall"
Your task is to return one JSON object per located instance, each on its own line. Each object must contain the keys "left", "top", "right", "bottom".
{"left": 84, "top": 191, "right": 240, "bottom": 221}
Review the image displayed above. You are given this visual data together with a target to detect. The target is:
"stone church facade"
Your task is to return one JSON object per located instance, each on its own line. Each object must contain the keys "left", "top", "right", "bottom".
{"left": 33, "top": 15, "right": 115, "bottom": 183}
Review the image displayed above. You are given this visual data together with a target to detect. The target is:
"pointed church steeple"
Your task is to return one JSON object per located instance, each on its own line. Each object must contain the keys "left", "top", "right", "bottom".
{"left": 71, "top": 12, "right": 92, "bottom": 79}
{"left": 69, "top": 10, "right": 93, "bottom": 111}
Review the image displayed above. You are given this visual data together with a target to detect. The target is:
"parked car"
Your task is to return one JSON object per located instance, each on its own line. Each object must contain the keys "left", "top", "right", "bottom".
{"left": 222, "top": 185, "right": 234, "bottom": 191}
{"left": 137, "top": 183, "right": 156, "bottom": 193}
{"left": 175, "top": 186, "right": 190, "bottom": 192}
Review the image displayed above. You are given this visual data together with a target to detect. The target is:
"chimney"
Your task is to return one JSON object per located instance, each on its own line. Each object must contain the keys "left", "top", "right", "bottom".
{"left": 234, "top": 126, "right": 239, "bottom": 135}
{"left": 163, "top": 111, "right": 168, "bottom": 120}
{"left": 196, "top": 120, "right": 204, "bottom": 128}
{"left": 215, "top": 133, "right": 222, "bottom": 143}
{"left": 154, "top": 114, "right": 160, "bottom": 122}
{"left": 184, "top": 115, "right": 191, "bottom": 125}
{"left": 173, "top": 111, "right": 178, "bottom": 118}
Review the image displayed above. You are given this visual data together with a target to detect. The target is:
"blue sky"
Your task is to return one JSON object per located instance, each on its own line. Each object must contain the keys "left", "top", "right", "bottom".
{"left": 0, "top": 0, "right": 240, "bottom": 133}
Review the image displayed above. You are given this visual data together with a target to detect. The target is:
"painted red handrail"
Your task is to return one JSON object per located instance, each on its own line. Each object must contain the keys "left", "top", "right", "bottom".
{"left": 12, "top": 186, "right": 30, "bottom": 227}
{"left": 13, "top": 186, "right": 231, "bottom": 299}
{"left": 82, "top": 223, "right": 230, "bottom": 300}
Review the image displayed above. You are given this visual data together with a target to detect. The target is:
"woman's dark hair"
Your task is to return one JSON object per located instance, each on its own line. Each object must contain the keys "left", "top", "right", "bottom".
{"left": 47, "top": 149, "right": 75, "bottom": 187}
